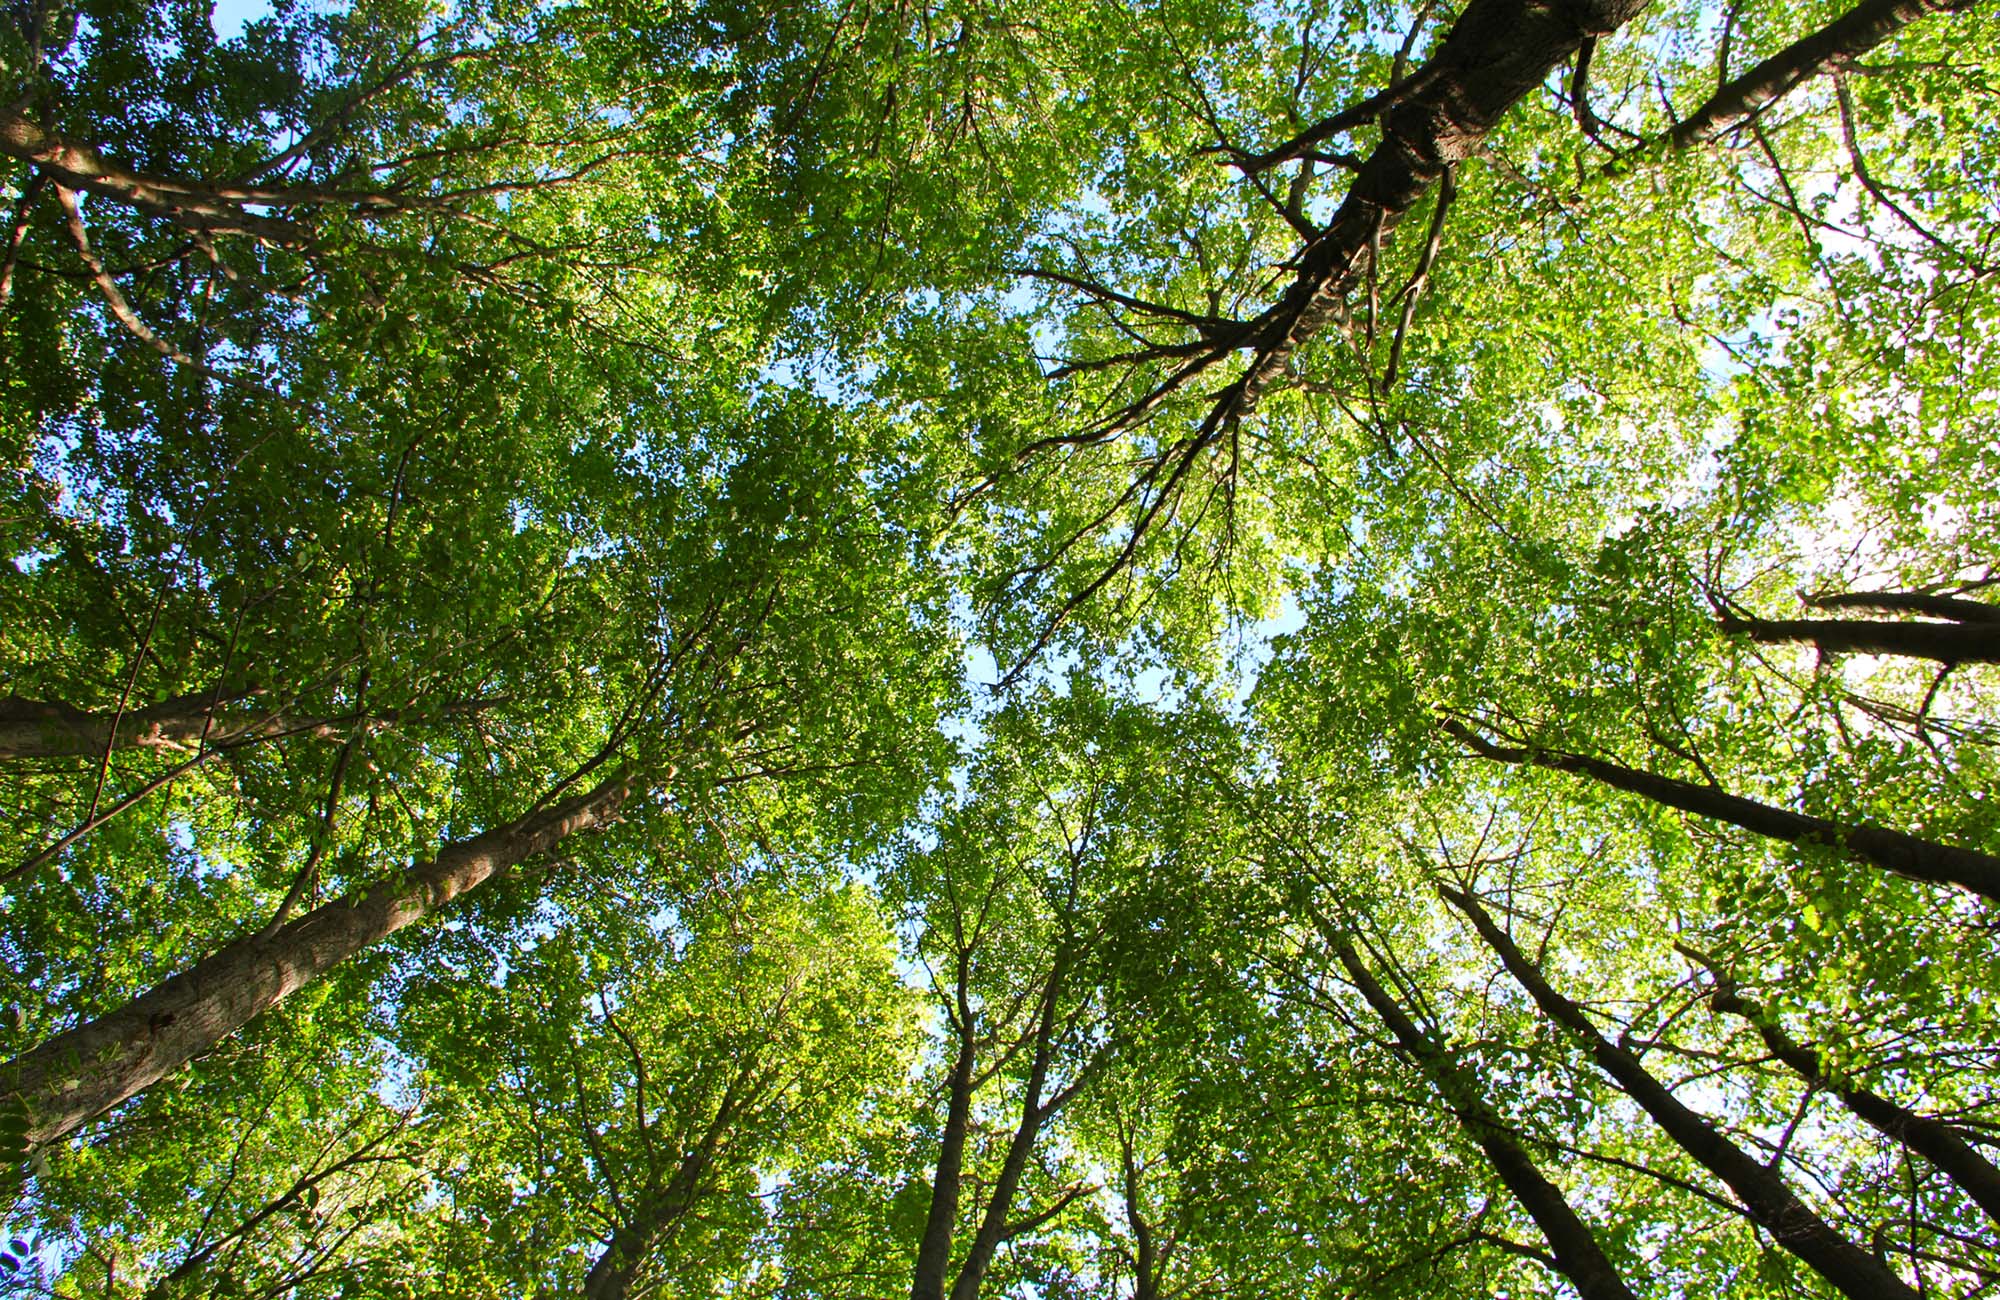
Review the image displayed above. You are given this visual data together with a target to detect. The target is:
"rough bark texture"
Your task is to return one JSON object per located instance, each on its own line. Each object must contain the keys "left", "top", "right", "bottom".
{"left": 0, "top": 690, "right": 339, "bottom": 760}
{"left": 0, "top": 773, "right": 631, "bottom": 1145}
{"left": 0, "top": 108, "right": 383, "bottom": 242}
{"left": 1668, "top": 0, "right": 1985, "bottom": 147}
{"left": 1703, "top": 974, "right": 2000, "bottom": 1228}
{"left": 1444, "top": 887, "right": 1921, "bottom": 1300}
{"left": 1328, "top": 931, "right": 1640, "bottom": 1300}
{"left": 1228, "top": 0, "right": 1655, "bottom": 417}
{"left": 1445, "top": 722, "right": 2000, "bottom": 902}
{"left": 1807, "top": 591, "right": 2000, "bottom": 625}
{"left": 1720, "top": 613, "right": 2000, "bottom": 663}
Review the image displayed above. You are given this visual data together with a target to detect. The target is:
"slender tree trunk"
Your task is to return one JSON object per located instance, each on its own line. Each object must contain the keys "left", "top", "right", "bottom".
{"left": 947, "top": 957, "right": 1069, "bottom": 1300}
{"left": 1668, "top": 0, "right": 1984, "bottom": 146}
{"left": 1719, "top": 613, "right": 2000, "bottom": 664}
{"left": 1323, "top": 928, "right": 1640, "bottom": 1300}
{"left": 0, "top": 773, "right": 631, "bottom": 1145}
{"left": 911, "top": 973, "right": 980, "bottom": 1300}
{"left": 1444, "top": 721, "right": 2000, "bottom": 902}
{"left": 1443, "top": 887, "right": 1921, "bottom": 1300}
{"left": 1687, "top": 952, "right": 2000, "bottom": 1228}
{"left": 1120, "top": 1138, "right": 1163, "bottom": 1300}
{"left": 581, "top": 1043, "right": 762, "bottom": 1300}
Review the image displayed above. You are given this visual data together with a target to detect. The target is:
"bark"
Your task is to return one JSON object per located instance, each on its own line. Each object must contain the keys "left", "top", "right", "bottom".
{"left": 1443, "top": 887, "right": 1922, "bottom": 1300}
{"left": 1807, "top": 591, "right": 2000, "bottom": 625}
{"left": 1120, "top": 1139, "right": 1163, "bottom": 1300}
{"left": 911, "top": 969, "right": 980, "bottom": 1300}
{"left": 582, "top": 1230, "right": 646, "bottom": 1300}
{"left": 1667, "top": 0, "right": 1984, "bottom": 147}
{"left": 581, "top": 1002, "right": 778, "bottom": 1299}
{"left": 1719, "top": 612, "right": 2000, "bottom": 663}
{"left": 1691, "top": 956, "right": 2000, "bottom": 1228}
{"left": 1325, "top": 930, "right": 1640, "bottom": 1300}
{"left": 0, "top": 689, "right": 337, "bottom": 760}
{"left": 0, "top": 109, "right": 313, "bottom": 243}
{"left": 1227, "top": 0, "right": 1654, "bottom": 417}
{"left": 1444, "top": 721, "right": 2000, "bottom": 903}
{"left": 0, "top": 773, "right": 631, "bottom": 1145}
{"left": 581, "top": 1147, "right": 713, "bottom": 1300}
{"left": 947, "top": 956, "right": 1070, "bottom": 1300}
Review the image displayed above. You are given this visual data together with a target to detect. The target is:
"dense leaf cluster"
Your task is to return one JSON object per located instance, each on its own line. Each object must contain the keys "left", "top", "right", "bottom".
{"left": 1, "top": 0, "right": 1997, "bottom": 1293}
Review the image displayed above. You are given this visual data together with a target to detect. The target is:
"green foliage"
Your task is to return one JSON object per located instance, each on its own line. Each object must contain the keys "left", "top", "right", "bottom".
{"left": 3, "top": 0, "right": 1999, "bottom": 1293}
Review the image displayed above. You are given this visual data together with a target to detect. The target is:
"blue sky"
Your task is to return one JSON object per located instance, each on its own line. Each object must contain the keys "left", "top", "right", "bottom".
{"left": 210, "top": 0, "right": 274, "bottom": 40}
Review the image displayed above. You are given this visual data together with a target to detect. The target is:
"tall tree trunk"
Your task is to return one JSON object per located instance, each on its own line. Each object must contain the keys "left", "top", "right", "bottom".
{"left": 1666, "top": 0, "right": 1983, "bottom": 146}
{"left": 580, "top": 1037, "right": 764, "bottom": 1300}
{"left": 1685, "top": 950, "right": 2000, "bottom": 1228}
{"left": 0, "top": 688, "right": 317, "bottom": 760}
{"left": 1718, "top": 612, "right": 2000, "bottom": 663}
{"left": 1323, "top": 927, "right": 1640, "bottom": 1300}
{"left": 1807, "top": 591, "right": 2000, "bottom": 625}
{"left": 1227, "top": 0, "right": 1654, "bottom": 416}
{"left": 1119, "top": 1134, "right": 1164, "bottom": 1300}
{"left": 1442, "top": 886, "right": 1921, "bottom": 1300}
{"left": 947, "top": 956, "right": 1070, "bottom": 1300}
{"left": 0, "top": 773, "right": 631, "bottom": 1145}
{"left": 1444, "top": 721, "right": 2000, "bottom": 903}
{"left": 911, "top": 967, "right": 980, "bottom": 1300}
{"left": 581, "top": 1233, "right": 645, "bottom": 1300}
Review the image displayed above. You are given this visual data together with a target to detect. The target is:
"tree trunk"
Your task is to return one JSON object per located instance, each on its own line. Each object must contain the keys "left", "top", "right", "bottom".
{"left": 1690, "top": 955, "right": 2000, "bottom": 1229}
{"left": 1324, "top": 928, "right": 1640, "bottom": 1300}
{"left": 1719, "top": 613, "right": 2000, "bottom": 663}
{"left": 1667, "top": 0, "right": 1984, "bottom": 146}
{"left": 1228, "top": 0, "right": 1654, "bottom": 416}
{"left": 580, "top": 1049, "right": 757, "bottom": 1300}
{"left": 1444, "top": 721, "right": 2000, "bottom": 903}
{"left": 911, "top": 973, "right": 980, "bottom": 1300}
{"left": 1807, "top": 591, "right": 2000, "bottom": 625}
{"left": 0, "top": 773, "right": 631, "bottom": 1146}
{"left": 947, "top": 957, "right": 1069, "bottom": 1300}
{"left": 0, "top": 689, "right": 323, "bottom": 760}
{"left": 1443, "top": 887, "right": 1921, "bottom": 1300}
{"left": 581, "top": 1231, "right": 645, "bottom": 1300}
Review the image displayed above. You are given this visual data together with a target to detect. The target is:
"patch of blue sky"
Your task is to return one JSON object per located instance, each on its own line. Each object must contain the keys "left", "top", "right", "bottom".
{"left": 209, "top": 0, "right": 277, "bottom": 41}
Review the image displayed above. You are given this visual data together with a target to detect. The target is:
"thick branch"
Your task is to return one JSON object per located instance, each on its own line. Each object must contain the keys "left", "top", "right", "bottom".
{"left": 1687, "top": 952, "right": 2000, "bottom": 1228}
{"left": 1667, "top": 0, "right": 1984, "bottom": 147}
{"left": 1719, "top": 612, "right": 2000, "bottom": 663}
{"left": 1443, "top": 886, "right": 1920, "bottom": 1300}
{"left": 1806, "top": 591, "right": 2000, "bottom": 625}
{"left": 0, "top": 773, "right": 632, "bottom": 1145}
{"left": 1324, "top": 926, "right": 1639, "bottom": 1300}
{"left": 0, "top": 688, "right": 319, "bottom": 760}
{"left": 1444, "top": 721, "right": 2000, "bottom": 903}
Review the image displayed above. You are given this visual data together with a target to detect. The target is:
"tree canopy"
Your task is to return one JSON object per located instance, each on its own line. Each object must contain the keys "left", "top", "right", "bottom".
{"left": 2, "top": 0, "right": 1998, "bottom": 1292}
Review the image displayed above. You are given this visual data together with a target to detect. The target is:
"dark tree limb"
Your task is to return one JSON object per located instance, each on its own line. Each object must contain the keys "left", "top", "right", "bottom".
{"left": 1442, "top": 886, "right": 1922, "bottom": 1300}
{"left": 1665, "top": 0, "right": 1986, "bottom": 147}
{"left": 1806, "top": 591, "right": 2000, "bottom": 625}
{"left": 1718, "top": 611, "right": 2000, "bottom": 663}
{"left": 1443, "top": 719, "right": 2000, "bottom": 903}
{"left": 1317, "top": 919, "right": 1640, "bottom": 1300}
{"left": 1680, "top": 945, "right": 2000, "bottom": 1228}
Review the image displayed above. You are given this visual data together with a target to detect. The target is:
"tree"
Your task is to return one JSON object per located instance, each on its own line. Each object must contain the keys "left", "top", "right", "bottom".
{"left": 6, "top": 0, "right": 2000, "bottom": 1291}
